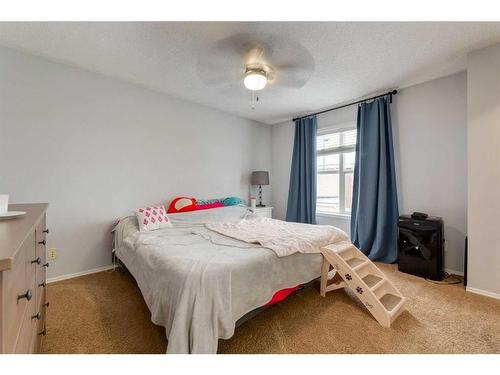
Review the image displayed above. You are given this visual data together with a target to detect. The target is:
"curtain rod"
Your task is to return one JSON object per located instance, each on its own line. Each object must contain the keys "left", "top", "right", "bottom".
{"left": 292, "top": 89, "right": 398, "bottom": 122}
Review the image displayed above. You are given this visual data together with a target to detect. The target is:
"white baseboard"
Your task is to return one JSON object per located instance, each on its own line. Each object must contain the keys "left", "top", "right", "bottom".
{"left": 444, "top": 268, "right": 464, "bottom": 276}
{"left": 47, "top": 264, "right": 117, "bottom": 284}
{"left": 466, "top": 286, "right": 500, "bottom": 300}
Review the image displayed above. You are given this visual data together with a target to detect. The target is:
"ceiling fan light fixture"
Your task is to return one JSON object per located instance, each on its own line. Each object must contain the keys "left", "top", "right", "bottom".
{"left": 244, "top": 69, "right": 268, "bottom": 91}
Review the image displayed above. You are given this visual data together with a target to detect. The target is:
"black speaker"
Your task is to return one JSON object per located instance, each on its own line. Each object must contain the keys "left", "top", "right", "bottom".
{"left": 398, "top": 214, "right": 444, "bottom": 281}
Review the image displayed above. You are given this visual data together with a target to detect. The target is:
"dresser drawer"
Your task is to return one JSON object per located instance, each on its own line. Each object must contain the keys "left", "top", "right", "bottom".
{"left": 3, "top": 230, "right": 36, "bottom": 353}
{"left": 35, "top": 275, "right": 46, "bottom": 308}
{"left": 35, "top": 215, "right": 47, "bottom": 259}
{"left": 35, "top": 217, "right": 47, "bottom": 304}
{"left": 14, "top": 297, "right": 37, "bottom": 354}
{"left": 33, "top": 293, "right": 46, "bottom": 353}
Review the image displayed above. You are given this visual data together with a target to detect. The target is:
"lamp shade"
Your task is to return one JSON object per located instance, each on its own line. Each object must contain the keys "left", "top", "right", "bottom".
{"left": 251, "top": 171, "right": 269, "bottom": 185}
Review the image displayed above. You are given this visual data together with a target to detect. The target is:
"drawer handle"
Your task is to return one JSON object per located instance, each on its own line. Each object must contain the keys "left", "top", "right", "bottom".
{"left": 32, "top": 312, "right": 41, "bottom": 320}
{"left": 39, "top": 282, "right": 46, "bottom": 288}
{"left": 43, "top": 228, "right": 49, "bottom": 234}
{"left": 17, "top": 289, "right": 32, "bottom": 301}
{"left": 44, "top": 301, "right": 50, "bottom": 308}
{"left": 38, "top": 328, "right": 47, "bottom": 336}
{"left": 43, "top": 262, "right": 49, "bottom": 268}
{"left": 38, "top": 240, "right": 46, "bottom": 246}
{"left": 31, "top": 257, "right": 41, "bottom": 265}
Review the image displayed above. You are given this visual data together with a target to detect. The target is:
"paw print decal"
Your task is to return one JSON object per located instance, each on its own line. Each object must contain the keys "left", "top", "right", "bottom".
{"left": 345, "top": 273, "right": 352, "bottom": 281}
{"left": 356, "top": 286, "right": 363, "bottom": 294}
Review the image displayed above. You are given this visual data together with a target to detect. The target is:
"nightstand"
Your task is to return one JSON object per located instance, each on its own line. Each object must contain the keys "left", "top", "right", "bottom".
{"left": 250, "top": 206, "right": 273, "bottom": 218}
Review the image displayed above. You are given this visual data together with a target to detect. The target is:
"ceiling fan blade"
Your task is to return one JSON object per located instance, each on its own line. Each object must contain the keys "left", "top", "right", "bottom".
{"left": 197, "top": 64, "right": 243, "bottom": 85}
{"left": 269, "top": 65, "right": 315, "bottom": 88}
{"left": 197, "top": 32, "right": 315, "bottom": 91}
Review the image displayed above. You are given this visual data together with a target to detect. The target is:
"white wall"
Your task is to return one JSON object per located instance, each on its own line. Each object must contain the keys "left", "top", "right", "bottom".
{"left": 271, "top": 72, "right": 467, "bottom": 272}
{"left": 467, "top": 44, "right": 500, "bottom": 298}
{"left": 0, "top": 47, "right": 271, "bottom": 279}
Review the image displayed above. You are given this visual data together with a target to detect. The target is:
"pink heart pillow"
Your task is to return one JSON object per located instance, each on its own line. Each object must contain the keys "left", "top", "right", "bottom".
{"left": 135, "top": 205, "right": 172, "bottom": 232}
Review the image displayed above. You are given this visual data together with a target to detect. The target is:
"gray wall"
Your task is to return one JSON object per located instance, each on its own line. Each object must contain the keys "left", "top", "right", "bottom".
{"left": 272, "top": 72, "right": 467, "bottom": 273}
{"left": 0, "top": 47, "right": 271, "bottom": 279}
{"left": 467, "top": 43, "right": 500, "bottom": 297}
{"left": 393, "top": 72, "right": 467, "bottom": 273}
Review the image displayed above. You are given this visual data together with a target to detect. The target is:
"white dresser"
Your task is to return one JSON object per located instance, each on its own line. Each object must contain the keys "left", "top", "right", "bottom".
{"left": 250, "top": 206, "right": 273, "bottom": 218}
{"left": 0, "top": 203, "right": 49, "bottom": 353}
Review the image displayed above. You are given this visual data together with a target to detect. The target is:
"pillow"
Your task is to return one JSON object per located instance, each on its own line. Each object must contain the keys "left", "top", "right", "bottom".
{"left": 167, "top": 197, "right": 197, "bottom": 213}
{"left": 135, "top": 205, "right": 172, "bottom": 232}
{"left": 223, "top": 197, "right": 246, "bottom": 206}
{"left": 196, "top": 198, "right": 225, "bottom": 205}
{"left": 195, "top": 202, "right": 224, "bottom": 211}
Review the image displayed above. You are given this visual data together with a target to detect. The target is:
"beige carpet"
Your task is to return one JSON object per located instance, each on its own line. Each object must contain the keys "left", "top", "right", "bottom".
{"left": 41, "top": 264, "right": 500, "bottom": 354}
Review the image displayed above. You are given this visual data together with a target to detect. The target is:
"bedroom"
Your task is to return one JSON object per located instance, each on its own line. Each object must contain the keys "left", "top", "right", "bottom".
{"left": 0, "top": 0, "right": 499, "bottom": 372}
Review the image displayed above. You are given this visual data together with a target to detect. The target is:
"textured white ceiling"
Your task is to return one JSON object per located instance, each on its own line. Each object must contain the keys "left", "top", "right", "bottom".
{"left": 1, "top": 22, "right": 500, "bottom": 124}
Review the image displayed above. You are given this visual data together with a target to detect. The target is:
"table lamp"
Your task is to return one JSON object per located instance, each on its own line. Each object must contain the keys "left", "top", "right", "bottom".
{"left": 251, "top": 171, "right": 269, "bottom": 207}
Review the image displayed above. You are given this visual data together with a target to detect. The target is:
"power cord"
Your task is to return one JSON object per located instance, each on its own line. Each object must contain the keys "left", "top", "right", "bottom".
{"left": 425, "top": 272, "right": 462, "bottom": 285}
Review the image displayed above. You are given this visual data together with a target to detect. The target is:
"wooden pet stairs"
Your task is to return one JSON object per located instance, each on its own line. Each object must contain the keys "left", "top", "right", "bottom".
{"left": 320, "top": 242, "right": 406, "bottom": 328}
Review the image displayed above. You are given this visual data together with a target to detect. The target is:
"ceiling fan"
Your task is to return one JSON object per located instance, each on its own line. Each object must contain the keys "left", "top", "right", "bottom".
{"left": 197, "top": 33, "right": 315, "bottom": 106}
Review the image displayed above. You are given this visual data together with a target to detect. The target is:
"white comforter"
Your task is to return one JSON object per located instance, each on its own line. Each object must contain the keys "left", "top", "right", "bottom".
{"left": 206, "top": 216, "right": 349, "bottom": 257}
{"left": 113, "top": 206, "right": 349, "bottom": 354}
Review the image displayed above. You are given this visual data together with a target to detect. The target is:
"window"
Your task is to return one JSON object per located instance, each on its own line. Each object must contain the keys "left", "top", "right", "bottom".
{"left": 316, "top": 127, "right": 357, "bottom": 215}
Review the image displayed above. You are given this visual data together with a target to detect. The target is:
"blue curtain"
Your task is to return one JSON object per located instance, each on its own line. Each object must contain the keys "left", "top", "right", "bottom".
{"left": 286, "top": 116, "right": 317, "bottom": 224}
{"left": 351, "top": 97, "right": 399, "bottom": 263}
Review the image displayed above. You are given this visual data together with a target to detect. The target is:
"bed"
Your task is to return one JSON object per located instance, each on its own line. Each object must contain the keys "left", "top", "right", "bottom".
{"left": 113, "top": 205, "right": 348, "bottom": 354}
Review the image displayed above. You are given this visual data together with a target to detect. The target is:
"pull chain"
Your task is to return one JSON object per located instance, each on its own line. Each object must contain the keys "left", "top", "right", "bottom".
{"left": 251, "top": 91, "right": 259, "bottom": 109}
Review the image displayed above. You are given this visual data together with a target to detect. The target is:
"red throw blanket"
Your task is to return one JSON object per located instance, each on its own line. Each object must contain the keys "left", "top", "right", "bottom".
{"left": 266, "top": 285, "right": 301, "bottom": 306}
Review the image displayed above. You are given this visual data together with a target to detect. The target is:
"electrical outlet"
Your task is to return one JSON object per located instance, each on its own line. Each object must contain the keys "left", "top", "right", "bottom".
{"left": 47, "top": 248, "right": 58, "bottom": 260}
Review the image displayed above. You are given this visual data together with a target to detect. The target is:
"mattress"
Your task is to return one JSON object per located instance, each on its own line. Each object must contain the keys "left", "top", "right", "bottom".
{"left": 113, "top": 206, "right": 323, "bottom": 354}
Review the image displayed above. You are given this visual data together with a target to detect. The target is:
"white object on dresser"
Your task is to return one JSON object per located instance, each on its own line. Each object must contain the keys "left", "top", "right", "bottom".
{"left": 0, "top": 203, "right": 49, "bottom": 353}
{"left": 250, "top": 206, "right": 273, "bottom": 218}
